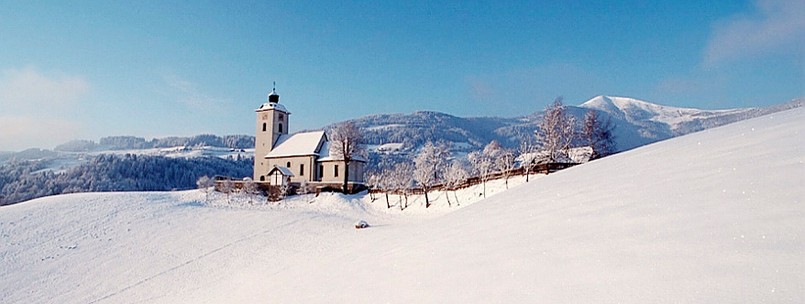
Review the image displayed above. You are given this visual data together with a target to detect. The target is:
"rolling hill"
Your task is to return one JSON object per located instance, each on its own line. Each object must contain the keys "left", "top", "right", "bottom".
{"left": 1, "top": 107, "right": 802, "bottom": 303}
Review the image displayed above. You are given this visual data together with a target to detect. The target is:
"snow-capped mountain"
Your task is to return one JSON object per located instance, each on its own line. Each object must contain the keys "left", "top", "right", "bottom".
{"left": 340, "top": 96, "right": 802, "bottom": 157}
{"left": 578, "top": 95, "right": 803, "bottom": 150}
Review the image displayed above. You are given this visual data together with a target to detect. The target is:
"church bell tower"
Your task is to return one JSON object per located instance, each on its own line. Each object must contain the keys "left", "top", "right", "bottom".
{"left": 254, "top": 83, "right": 290, "bottom": 181}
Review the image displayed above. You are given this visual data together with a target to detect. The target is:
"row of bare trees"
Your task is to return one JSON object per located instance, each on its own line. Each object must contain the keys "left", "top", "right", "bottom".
{"left": 366, "top": 97, "right": 616, "bottom": 209}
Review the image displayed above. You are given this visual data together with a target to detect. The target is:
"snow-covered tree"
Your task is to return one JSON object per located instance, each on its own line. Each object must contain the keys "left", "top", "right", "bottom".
{"left": 196, "top": 175, "right": 214, "bottom": 202}
{"left": 241, "top": 178, "right": 258, "bottom": 205}
{"left": 496, "top": 148, "right": 517, "bottom": 189}
{"left": 365, "top": 171, "right": 380, "bottom": 202}
{"left": 298, "top": 179, "right": 312, "bottom": 204}
{"left": 582, "top": 109, "right": 616, "bottom": 159}
{"left": 518, "top": 136, "right": 538, "bottom": 182}
{"left": 392, "top": 162, "right": 414, "bottom": 210}
{"left": 375, "top": 169, "right": 392, "bottom": 209}
{"left": 219, "top": 179, "right": 234, "bottom": 204}
{"left": 329, "top": 121, "right": 365, "bottom": 194}
{"left": 536, "top": 97, "right": 577, "bottom": 163}
{"left": 468, "top": 141, "right": 498, "bottom": 198}
{"left": 413, "top": 141, "right": 450, "bottom": 208}
{"left": 443, "top": 159, "right": 468, "bottom": 207}
{"left": 372, "top": 155, "right": 395, "bottom": 209}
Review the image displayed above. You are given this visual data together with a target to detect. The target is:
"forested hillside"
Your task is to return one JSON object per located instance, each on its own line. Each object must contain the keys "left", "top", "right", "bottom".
{"left": 0, "top": 154, "right": 251, "bottom": 206}
{"left": 54, "top": 134, "right": 254, "bottom": 152}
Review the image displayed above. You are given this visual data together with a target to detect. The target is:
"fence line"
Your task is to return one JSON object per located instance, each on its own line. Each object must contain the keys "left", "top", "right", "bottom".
{"left": 368, "top": 162, "right": 577, "bottom": 195}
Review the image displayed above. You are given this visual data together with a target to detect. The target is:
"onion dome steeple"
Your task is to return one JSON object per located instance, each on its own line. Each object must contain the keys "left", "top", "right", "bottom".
{"left": 268, "top": 81, "right": 279, "bottom": 103}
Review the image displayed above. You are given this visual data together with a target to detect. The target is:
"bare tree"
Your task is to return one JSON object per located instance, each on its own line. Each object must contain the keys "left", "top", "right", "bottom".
{"left": 365, "top": 171, "right": 380, "bottom": 202}
{"left": 413, "top": 141, "right": 450, "bottom": 208}
{"left": 219, "top": 178, "right": 234, "bottom": 204}
{"left": 378, "top": 169, "right": 392, "bottom": 209}
{"left": 496, "top": 148, "right": 517, "bottom": 189}
{"left": 242, "top": 178, "right": 257, "bottom": 205}
{"left": 468, "top": 142, "right": 498, "bottom": 198}
{"left": 443, "top": 159, "right": 468, "bottom": 207}
{"left": 329, "top": 121, "right": 365, "bottom": 194}
{"left": 536, "top": 97, "right": 577, "bottom": 164}
{"left": 392, "top": 162, "right": 414, "bottom": 210}
{"left": 582, "top": 109, "right": 616, "bottom": 159}
{"left": 518, "top": 136, "right": 537, "bottom": 182}
{"left": 196, "top": 175, "right": 214, "bottom": 203}
{"left": 298, "top": 179, "right": 312, "bottom": 203}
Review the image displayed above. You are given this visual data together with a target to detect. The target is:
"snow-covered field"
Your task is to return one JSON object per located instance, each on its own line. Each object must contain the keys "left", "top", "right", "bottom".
{"left": 1, "top": 108, "right": 803, "bottom": 303}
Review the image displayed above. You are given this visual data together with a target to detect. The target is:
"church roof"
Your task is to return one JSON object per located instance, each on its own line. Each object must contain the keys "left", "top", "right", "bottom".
{"left": 256, "top": 102, "right": 288, "bottom": 113}
{"left": 268, "top": 165, "right": 295, "bottom": 176}
{"left": 265, "top": 130, "right": 326, "bottom": 158}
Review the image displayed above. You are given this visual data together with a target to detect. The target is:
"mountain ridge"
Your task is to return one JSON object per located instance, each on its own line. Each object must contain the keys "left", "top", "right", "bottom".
{"left": 335, "top": 95, "right": 803, "bottom": 155}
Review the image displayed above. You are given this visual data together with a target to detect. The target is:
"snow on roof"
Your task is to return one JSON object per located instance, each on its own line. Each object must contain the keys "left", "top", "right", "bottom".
{"left": 265, "top": 131, "right": 325, "bottom": 158}
{"left": 256, "top": 102, "right": 289, "bottom": 113}
{"left": 318, "top": 141, "right": 368, "bottom": 162}
{"left": 269, "top": 165, "right": 295, "bottom": 176}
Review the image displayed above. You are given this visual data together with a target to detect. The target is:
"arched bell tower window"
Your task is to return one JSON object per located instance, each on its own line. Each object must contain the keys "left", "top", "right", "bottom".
{"left": 279, "top": 123, "right": 283, "bottom": 133}
{"left": 262, "top": 123, "right": 267, "bottom": 132}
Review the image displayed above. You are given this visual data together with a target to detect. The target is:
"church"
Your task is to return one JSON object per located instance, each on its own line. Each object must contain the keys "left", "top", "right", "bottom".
{"left": 253, "top": 87, "right": 365, "bottom": 188}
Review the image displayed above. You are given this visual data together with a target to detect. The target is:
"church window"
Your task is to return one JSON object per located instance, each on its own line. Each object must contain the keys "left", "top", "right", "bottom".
{"left": 279, "top": 123, "right": 283, "bottom": 133}
{"left": 262, "top": 123, "right": 267, "bottom": 132}
{"left": 334, "top": 165, "right": 339, "bottom": 177}
{"left": 286, "top": 161, "right": 291, "bottom": 168}
{"left": 279, "top": 114, "right": 284, "bottom": 120}
{"left": 319, "top": 165, "right": 324, "bottom": 179}
{"left": 260, "top": 176, "right": 265, "bottom": 181}
{"left": 300, "top": 164, "right": 304, "bottom": 176}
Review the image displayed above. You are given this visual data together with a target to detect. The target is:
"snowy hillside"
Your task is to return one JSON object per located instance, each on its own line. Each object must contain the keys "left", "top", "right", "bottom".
{"left": 0, "top": 135, "right": 255, "bottom": 206}
{"left": 1, "top": 107, "right": 802, "bottom": 303}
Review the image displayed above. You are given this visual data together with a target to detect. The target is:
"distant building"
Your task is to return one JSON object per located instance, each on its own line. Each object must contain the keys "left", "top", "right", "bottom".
{"left": 253, "top": 87, "right": 365, "bottom": 186}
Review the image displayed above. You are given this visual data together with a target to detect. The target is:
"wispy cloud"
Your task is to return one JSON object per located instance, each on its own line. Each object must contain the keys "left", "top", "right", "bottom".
{"left": 704, "top": 0, "right": 805, "bottom": 66}
{"left": 0, "top": 66, "right": 89, "bottom": 112}
{"left": 0, "top": 117, "right": 81, "bottom": 151}
{"left": 0, "top": 67, "right": 89, "bottom": 150}
{"left": 162, "top": 74, "right": 227, "bottom": 110}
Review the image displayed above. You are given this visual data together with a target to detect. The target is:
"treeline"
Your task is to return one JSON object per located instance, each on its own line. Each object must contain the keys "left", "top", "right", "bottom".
{"left": 55, "top": 134, "right": 254, "bottom": 152}
{"left": 0, "top": 154, "right": 252, "bottom": 206}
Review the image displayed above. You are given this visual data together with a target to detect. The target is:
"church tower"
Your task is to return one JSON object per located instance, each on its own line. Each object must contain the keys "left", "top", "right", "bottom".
{"left": 254, "top": 85, "right": 289, "bottom": 181}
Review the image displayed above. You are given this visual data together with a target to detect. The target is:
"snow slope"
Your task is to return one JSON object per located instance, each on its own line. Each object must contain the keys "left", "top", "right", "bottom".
{"left": 267, "top": 107, "right": 805, "bottom": 303}
{"left": 1, "top": 108, "right": 803, "bottom": 303}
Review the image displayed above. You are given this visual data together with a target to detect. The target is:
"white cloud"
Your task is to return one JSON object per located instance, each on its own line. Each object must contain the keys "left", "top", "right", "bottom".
{"left": 0, "top": 67, "right": 89, "bottom": 151}
{"left": 704, "top": 0, "right": 805, "bottom": 66}
{"left": 0, "top": 66, "right": 90, "bottom": 112}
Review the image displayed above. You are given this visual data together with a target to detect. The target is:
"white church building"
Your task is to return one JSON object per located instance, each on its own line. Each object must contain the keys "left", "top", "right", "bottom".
{"left": 253, "top": 87, "right": 365, "bottom": 187}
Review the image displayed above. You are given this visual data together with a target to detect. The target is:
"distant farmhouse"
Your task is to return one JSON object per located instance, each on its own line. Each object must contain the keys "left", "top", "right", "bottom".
{"left": 253, "top": 87, "right": 365, "bottom": 188}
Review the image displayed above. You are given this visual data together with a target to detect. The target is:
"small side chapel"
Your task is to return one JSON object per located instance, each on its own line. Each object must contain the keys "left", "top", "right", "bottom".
{"left": 253, "top": 87, "right": 365, "bottom": 187}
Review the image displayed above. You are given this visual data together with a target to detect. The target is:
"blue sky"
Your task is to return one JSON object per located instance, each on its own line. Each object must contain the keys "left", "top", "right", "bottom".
{"left": 1, "top": 0, "right": 802, "bottom": 151}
